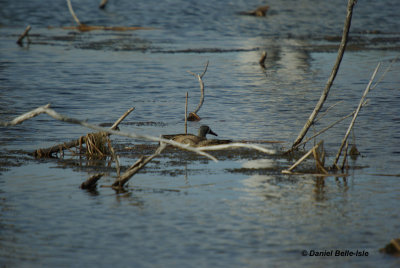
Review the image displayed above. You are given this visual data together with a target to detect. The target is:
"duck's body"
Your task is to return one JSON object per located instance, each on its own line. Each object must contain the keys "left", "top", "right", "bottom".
{"left": 239, "top": 5, "right": 269, "bottom": 17}
{"left": 162, "top": 125, "right": 231, "bottom": 147}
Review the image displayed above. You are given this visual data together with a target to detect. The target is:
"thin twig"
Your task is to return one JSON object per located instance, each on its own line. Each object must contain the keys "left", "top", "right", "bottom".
{"left": 110, "top": 107, "right": 135, "bottom": 130}
{"left": 332, "top": 62, "right": 381, "bottom": 168}
{"left": 314, "top": 100, "right": 344, "bottom": 123}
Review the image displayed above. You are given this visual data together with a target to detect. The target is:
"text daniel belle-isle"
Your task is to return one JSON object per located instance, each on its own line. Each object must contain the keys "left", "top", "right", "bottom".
{"left": 309, "top": 250, "right": 369, "bottom": 256}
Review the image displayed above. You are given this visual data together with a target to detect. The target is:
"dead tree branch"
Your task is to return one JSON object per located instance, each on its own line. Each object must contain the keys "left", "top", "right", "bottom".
{"left": 112, "top": 143, "right": 167, "bottom": 188}
{"left": 32, "top": 106, "right": 134, "bottom": 157}
{"left": 187, "top": 61, "right": 209, "bottom": 121}
{"left": 332, "top": 62, "right": 381, "bottom": 168}
{"left": 292, "top": 0, "right": 357, "bottom": 148}
{"left": 16, "top": 25, "right": 32, "bottom": 45}
{"left": 99, "top": 0, "right": 109, "bottom": 9}
{"left": 66, "top": 0, "right": 82, "bottom": 26}
{"left": 1, "top": 105, "right": 218, "bottom": 161}
{"left": 282, "top": 141, "right": 324, "bottom": 174}
{"left": 81, "top": 173, "right": 104, "bottom": 189}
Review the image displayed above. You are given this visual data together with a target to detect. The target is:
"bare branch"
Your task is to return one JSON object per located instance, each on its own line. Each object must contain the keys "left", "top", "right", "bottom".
{"left": 198, "top": 143, "right": 276, "bottom": 155}
{"left": 16, "top": 25, "right": 32, "bottom": 45}
{"left": 66, "top": 0, "right": 82, "bottom": 26}
{"left": 112, "top": 143, "right": 167, "bottom": 188}
{"left": 292, "top": 0, "right": 357, "bottom": 148}
{"left": 187, "top": 61, "right": 209, "bottom": 118}
{"left": 332, "top": 62, "right": 381, "bottom": 168}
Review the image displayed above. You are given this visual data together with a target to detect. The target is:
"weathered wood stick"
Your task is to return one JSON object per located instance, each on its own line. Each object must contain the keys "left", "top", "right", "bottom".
{"left": 288, "top": 109, "right": 358, "bottom": 154}
{"left": 332, "top": 62, "right": 381, "bottom": 168}
{"left": 0, "top": 104, "right": 50, "bottom": 127}
{"left": 112, "top": 143, "right": 166, "bottom": 188}
{"left": 187, "top": 61, "right": 209, "bottom": 120}
{"left": 282, "top": 141, "right": 323, "bottom": 174}
{"left": 197, "top": 142, "right": 276, "bottom": 155}
{"left": 66, "top": 0, "right": 82, "bottom": 26}
{"left": 16, "top": 25, "right": 32, "bottom": 45}
{"left": 33, "top": 106, "right": 134, "bottom": 157}
{"left": 110, "top": 107, "right": 135, "bottom": 130}
{"left": 292, "top": 0, "right": 357, "bottom": 148}
{"left": 99, "top": 0, "right": 108, "bottom": 9}
{"left": 80, "top": 173, "right": 104, "bottom": 189}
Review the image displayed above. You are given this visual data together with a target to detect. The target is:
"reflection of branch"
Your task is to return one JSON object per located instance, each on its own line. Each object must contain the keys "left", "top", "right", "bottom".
{"left": 332, "top": 63, "right": 380, "bottom": 168}
{"left": 187, "top": 61, "right": 209, "bottom": 120}
{"left": 66, "top": 0, "right": 82, "bottom": 26}
{"left": 198, "top": 143, "right": 276, "bottom": 155}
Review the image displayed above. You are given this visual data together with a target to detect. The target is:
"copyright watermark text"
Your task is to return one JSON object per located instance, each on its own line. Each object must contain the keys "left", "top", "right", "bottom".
{"left": 301, "top": 249, "right": 369, "bottom": 257}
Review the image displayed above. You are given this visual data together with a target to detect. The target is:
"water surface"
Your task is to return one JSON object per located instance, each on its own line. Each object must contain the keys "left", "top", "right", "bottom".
{"left": 1, "top": 0, "right": 400, "bottom": 267}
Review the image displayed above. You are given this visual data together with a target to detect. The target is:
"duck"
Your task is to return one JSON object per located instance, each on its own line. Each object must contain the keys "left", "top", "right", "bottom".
{"left": 162, "top": 125, "right": 231, "bottom": 147}
{"left": 239, "top": 5, "right": 269, "bottom": 17}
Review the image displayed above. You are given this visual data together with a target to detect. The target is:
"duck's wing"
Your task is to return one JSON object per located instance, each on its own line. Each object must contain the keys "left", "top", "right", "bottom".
{"left": 197, "top": 139, "right": 232, "bottom": 147}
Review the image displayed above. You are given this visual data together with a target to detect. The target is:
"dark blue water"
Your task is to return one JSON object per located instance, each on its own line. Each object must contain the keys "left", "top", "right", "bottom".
{"left": 1, "top": 0, "right": 400, "bottom": 267}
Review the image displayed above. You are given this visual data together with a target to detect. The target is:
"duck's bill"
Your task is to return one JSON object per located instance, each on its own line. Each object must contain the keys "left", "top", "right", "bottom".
{"left": 209, "top": 129, "right": 218, "bottom": 136}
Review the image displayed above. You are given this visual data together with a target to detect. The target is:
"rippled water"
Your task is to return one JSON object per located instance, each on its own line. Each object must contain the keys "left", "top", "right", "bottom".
{"left": 1, "top": 0, "right": 400, "bottom": 267}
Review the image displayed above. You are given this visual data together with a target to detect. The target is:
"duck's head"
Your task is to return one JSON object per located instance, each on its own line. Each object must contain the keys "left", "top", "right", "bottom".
{"left": 198, "top": 125, "right": 218, "bottom": 138}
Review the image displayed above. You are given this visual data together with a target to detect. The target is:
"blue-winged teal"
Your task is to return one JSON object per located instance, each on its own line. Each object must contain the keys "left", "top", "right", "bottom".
{"left": 162, "top": 125, "right": 231, "bottom": 147}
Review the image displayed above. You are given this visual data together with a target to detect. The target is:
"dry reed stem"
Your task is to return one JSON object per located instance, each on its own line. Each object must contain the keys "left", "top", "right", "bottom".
{"left": 332, "top": 62, "right": 381, "bottom": 168}
{"left": 292, "top": 0, "right": 356, "bottom": 148}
